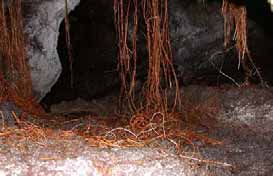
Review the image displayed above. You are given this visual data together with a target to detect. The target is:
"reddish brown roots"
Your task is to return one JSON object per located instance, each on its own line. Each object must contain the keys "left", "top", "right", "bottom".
{"left": 114, "top": 0, "right": 181, "bottom": 114}
{"left": 0, "top": 0, "right": 32, "bottom": 97}
{"left": 222, "top": 0, "right": 264, "bottom": 84}
{"left": 0, "top": 0, "right": 43, "bottom": 115}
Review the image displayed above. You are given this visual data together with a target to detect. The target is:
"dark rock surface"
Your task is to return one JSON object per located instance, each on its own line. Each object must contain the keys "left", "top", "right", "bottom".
{"left": 0, "top": 101, "right": 21, "bottom": 127}
{"left": 169, "top": 0, "right": 273, "bottom": 85}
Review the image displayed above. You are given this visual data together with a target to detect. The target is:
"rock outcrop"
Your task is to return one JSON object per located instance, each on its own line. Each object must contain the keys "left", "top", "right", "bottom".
{"left": 22, "top": 0, "right": 80, "bottom": 101}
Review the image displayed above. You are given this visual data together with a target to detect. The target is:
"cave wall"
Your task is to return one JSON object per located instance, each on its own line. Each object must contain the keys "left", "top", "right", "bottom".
{"left": 22, "top": 0, "right": 80, "bottom": 101}
{"left": 18, "top": 0, "right": 273, "bottom": 101}
{"left": 169, "top": 0, "right": 225, "bottom": 81}
{"left": 169, "top": 0, "right": 273, "bottom": 84}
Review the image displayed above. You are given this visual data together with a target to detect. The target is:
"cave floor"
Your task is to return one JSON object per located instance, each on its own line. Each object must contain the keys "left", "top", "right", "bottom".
{"left": 0, "top": 85, "right": 273, "bottom": 175}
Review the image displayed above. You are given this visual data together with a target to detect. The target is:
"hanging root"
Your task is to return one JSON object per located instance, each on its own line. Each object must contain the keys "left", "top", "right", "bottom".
{"left": 114, "top": 0, "right": 137, "bottom": 112}
{"left": 114, "top": 0, "right": 181, "bottom": 115}
{"left": 142, "top": 0, "right": 180, "bottom": 111}
{"left": 0, "top": 0, "right": 33, "bottom": 97}
{"left": 222, "top": 0, "right": 265, "bottom": 86}
{"left": 64, "top": 0, "right": 74, "bottom": 88}
{"left": 0, "top": 0, "right": 43, "bottom": 115}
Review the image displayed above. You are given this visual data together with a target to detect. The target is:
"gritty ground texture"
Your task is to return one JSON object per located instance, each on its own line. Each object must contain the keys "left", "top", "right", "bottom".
{"left": 0, "top": 140, "right": 209, "bottom": 176}
{"left": 0, "top": 85, "right": 273, "bottom": 175}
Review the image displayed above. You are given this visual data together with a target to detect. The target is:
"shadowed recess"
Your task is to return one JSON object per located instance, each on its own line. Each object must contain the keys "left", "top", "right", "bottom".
{"left": 41, "top": 0, "right": 119, "bottom": 106}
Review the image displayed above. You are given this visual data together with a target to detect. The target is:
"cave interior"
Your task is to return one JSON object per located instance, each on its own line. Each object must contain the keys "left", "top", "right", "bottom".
{"left": 0, "top": 1, "right": 273, "bottom": 174}
{"left": 40, "top": 0, "right": 273, "bottom": 114}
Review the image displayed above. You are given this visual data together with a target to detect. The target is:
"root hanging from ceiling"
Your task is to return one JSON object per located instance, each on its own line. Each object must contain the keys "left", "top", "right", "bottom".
{"left": 0, "top": 0, "right": 43, "bottom": 115}
{"left": 222, "top": 0, "right": 264, "bottom": 85}
{"left": 113, "top": 0, "right": 181, "bottom": 114}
